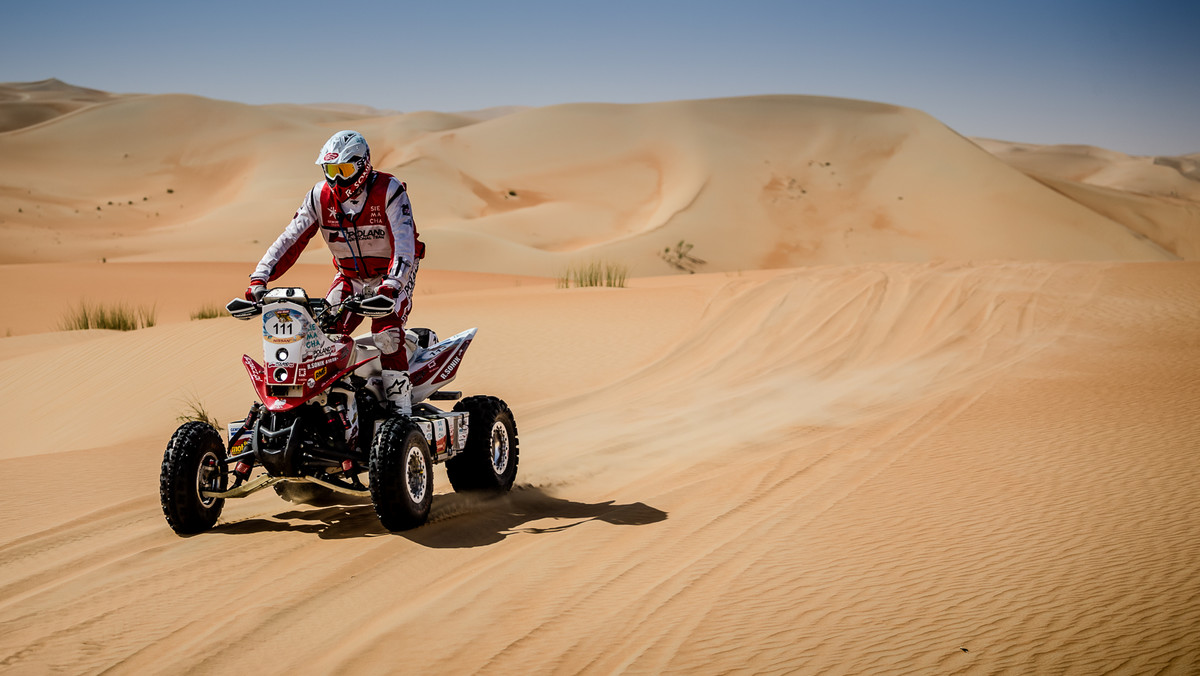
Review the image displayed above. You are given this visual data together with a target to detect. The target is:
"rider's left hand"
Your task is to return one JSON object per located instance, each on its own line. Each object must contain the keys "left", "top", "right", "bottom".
{"left": 372, "top": 282, "right": 399, "bottom": 299}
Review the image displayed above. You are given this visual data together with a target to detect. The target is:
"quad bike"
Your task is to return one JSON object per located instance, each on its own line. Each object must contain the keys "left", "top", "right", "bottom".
{"left": 159, "top": 286, "right": 519, "bottom": 534}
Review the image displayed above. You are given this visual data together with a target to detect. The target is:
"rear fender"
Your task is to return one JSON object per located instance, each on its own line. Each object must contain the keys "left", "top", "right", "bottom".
{"left": 410, "top": 328, "right": 476, "bottom": 403}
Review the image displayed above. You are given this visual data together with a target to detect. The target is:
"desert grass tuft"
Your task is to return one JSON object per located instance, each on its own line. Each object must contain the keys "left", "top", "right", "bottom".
{"left": 604, "top": 263, "right": 628, "bottom": 288}
{"left": 59, "top": 301, "right": 156, "bottom": 331}
{"left": 176, "top": 393, "right": 220, "bottom": 429}
{"left": 190, "top": 302, "right": 226, "bottom": 320}
{"left": 557, "top": 261, "right": 628, "bottom": 289}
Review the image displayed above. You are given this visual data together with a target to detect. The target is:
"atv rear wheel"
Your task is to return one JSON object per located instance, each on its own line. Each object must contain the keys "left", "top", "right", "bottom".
{"left": 369, "top": 417, "right": 434, "bottom": 530}
{"left": 446, "top": 396, "right": 519, "bottom": 493}
{"left": 160, "top": 421, "right": 227, "bottom": 534}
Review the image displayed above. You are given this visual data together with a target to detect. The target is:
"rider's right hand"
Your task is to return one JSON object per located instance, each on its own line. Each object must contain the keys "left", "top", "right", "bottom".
{"left": 246, "top": 280, "right": 267, "bottom": 302}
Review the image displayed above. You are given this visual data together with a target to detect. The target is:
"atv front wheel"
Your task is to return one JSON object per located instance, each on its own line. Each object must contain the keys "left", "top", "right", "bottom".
{"left": 369, "top": 417, "right": 434, "bottom": 530}
{"left": 446, "top": 396, "right": 519, "bottom": 493}
{"left": 160, "top": 421, "right": 227, "bottom": 534}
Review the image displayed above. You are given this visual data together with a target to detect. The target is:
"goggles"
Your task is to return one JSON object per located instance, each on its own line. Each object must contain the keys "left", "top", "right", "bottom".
{"left": 323, "top": 161, "right": 359, "bottom": 180}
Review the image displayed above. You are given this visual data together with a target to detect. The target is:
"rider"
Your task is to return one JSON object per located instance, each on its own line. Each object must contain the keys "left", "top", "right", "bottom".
{"left": 245, "top": 130, "right": 424, "bottom": 415}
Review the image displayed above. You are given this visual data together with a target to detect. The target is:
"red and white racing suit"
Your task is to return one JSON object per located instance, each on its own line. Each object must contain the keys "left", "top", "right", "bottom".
{"left": 250, "top": 171, "right": 424, "bottom": 371}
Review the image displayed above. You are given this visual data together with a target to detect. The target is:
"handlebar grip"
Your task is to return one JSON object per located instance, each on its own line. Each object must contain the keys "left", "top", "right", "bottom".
{"left": 226, "top": 297, "right": 261, "bottom": 320}
{"left": 356, "top": 294, "right": 396, "bottom": 318}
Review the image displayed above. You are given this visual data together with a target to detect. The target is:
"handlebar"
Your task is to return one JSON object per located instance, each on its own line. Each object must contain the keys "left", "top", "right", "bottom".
{"left": 225, "top": 291, "right": 395, "bottom": 323}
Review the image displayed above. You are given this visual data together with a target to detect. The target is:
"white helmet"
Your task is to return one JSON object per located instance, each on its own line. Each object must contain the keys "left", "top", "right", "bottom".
{"left": 316, "top": 130, "right": 373, "bottom": 201}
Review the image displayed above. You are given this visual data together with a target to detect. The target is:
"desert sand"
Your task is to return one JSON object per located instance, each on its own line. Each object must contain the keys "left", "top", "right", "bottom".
{"left": 0, "top": 80, "right": 1197, "bottom": 674}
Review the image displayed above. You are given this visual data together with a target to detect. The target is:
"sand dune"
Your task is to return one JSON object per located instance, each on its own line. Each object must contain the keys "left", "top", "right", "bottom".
{"left": 0, "top": 82, "right": 1175, "bottom": 274}
{"left": 0, "top": 78, "right": 119, "bottom": 133}
{"left": 973, "top": 139, "right": 1200, "bottom": 200}
{"left": 398, "top": 97, "right": 1169, "bottom": 275}
{"left": 1, "top": 80, "right": 1198, "bottom": 673}
{"left": 1026, "top": 176, "right": 1199, "bottom": 260}
{"left": 1, "top": 262, "right": 1197, "bottom": 673}
{"left": 975, "top": 138, "right": 1200, "bottom": 260}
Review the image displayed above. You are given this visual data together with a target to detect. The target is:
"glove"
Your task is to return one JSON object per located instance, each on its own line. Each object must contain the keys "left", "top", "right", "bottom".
{"left": 372, "top": 282, "right": 399, "bottom": 299}
{"left": 245, "top": 280, "right": 267, "bottom": 302}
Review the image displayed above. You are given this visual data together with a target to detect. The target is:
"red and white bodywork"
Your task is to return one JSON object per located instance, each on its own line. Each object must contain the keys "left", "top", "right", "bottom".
{"left": 239, "top": 287, "right": 474, "bottom": 456}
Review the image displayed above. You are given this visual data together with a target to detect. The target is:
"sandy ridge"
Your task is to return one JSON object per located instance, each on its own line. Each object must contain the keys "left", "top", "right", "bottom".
{"left": 2, "top": 262, "right": 1194, "bottom": 673}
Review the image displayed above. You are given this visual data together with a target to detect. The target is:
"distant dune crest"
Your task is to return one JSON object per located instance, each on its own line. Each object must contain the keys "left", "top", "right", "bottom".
{"left": 0, "top": 78, "right": 121, "bottom": 133}
{"left": 0, "top": 79, "right": 1195, "bottom": 272}
{"left": 975, "top": 137, "right": 1199, "bottom": 259}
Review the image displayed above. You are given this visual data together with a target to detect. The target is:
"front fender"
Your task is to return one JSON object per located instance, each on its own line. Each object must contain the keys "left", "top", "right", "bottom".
{"left": 244, "top": 354, "right": 379, "bottom": 412}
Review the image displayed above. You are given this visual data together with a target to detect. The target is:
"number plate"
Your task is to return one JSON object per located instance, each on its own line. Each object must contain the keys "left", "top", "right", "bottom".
{"left": 263, "top": 308, "right": 305, "bottom": 344}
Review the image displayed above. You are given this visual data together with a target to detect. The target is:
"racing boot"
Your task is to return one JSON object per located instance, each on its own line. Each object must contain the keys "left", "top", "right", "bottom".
{"left": 382, "top": 369, "right": 413, "bottom": 417}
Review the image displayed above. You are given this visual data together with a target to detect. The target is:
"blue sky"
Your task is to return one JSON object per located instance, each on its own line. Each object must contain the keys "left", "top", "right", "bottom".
{"left": 3, "top": 0, "right": 1197, "bottom": 155}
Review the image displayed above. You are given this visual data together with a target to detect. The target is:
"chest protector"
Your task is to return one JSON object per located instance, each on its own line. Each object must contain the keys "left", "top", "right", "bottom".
{"left": 317, "top": 171, "right": 424, "bottom": 279}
